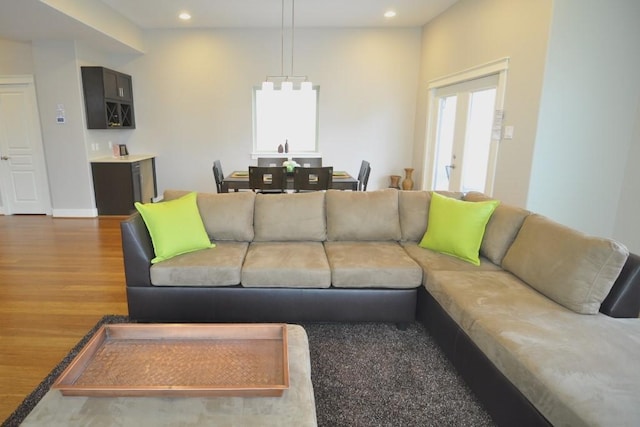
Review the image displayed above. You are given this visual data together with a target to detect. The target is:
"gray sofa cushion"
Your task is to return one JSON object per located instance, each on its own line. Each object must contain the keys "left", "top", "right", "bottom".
{"left": 463, "top": 192, "right": 530, "bottom": 265}
{"left": 402, "top": 242, "right": 500, "bottom": 285}
{"left": 253, "top": 192, "right": 326, "bottom": 241}
{"left": 326, "top": 189, "right": 401, "bottom": 241}
{"left": 241, "top": 242, "right": 331, "bottom": 288}
{"left": 502, "top": 214, "right": 629, "bottom": 314}
{"left": 399, "top": 190, "right": 463, "bottom": 242}
{"left": 425, "top": 269, "right": 640, "bottom": 427}
{"left": 164, "top": 190, "right": 255, "bottom": 241}
{"left": 150, "top": 242, "right": 248, "bottom": 286}
{"left": 324, "top": 241, "right": 422, "bottom": 288}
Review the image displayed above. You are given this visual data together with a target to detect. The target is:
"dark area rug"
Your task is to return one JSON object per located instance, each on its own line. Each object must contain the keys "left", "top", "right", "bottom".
{"left": 3, "top": 316, "right": 494, "bottom": 427}
{"left": 302, "top": 322, "right": 494, "bottom": 427}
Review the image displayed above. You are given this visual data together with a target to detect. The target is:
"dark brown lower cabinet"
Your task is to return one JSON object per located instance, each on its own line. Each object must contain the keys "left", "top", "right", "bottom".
{"left": 91, "top": 156, "right": 157, "bottom": 215}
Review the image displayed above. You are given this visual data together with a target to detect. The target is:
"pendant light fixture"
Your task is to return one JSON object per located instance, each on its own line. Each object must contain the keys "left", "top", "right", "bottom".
{"left": 261, "top": 0, "right": 312, "bottom": 90}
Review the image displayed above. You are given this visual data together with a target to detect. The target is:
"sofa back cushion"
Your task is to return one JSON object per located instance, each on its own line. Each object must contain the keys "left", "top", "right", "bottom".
{"left": 464, "top": 192, "right": 530, "bottom": 265}
{"left": 253, "top": 191, "right": 326, "bottom": 241}
{"left": 327, "top": 189, "right": 401, "bottom": 241}
{"left": 502, "top": 214, "right": 629, "bottom": 314}
{"left": 399, "top": 190, "right": 463, "bottom": 241}
{"left": 164, "top": 190, "right": 255, "bottom": 241}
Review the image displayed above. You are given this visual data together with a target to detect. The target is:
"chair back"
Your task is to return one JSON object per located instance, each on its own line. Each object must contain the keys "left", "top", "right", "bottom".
{"left": 257, "top": 157, "right": 288, "bottom": 167}
{"left": 212, "top": 160, "right": 224, "bottom": 193}
{"left": 293, "top": 166, "right": 333, "bottom": 192}
{"left": 249, "top": 166, "right": 287, "bottom": 193}
{"left": 292, "top": 157, "right": 322, "bottom": 167}
{"left": 357, "top": 160, "right": 371, "bottom": 191}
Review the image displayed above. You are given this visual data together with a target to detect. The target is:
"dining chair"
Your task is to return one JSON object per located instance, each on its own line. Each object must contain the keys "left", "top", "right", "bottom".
{"left": 257, "top": 157, "right": 288, "bottom": 167}
{"left": 357, "top": 160, "right": 371, "bottom": 191}
{"left": 292, "top": 157, "right": 322, "bottom": 167}
{"left": 249, "top": 166, "right": 287, "bottom": 193}
{"left": 293, "top": 166, "right": 333, "bottom": 192}
{"left": 212, "top": 160, "right": 224, "bottom": 193}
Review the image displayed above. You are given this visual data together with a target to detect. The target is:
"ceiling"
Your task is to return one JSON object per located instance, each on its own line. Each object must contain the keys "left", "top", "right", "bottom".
{"left": 100, "top": 0, "right": 459, "bottom": 29}
{"left": 0, "top": 0, "right": 457, "bottom": 54}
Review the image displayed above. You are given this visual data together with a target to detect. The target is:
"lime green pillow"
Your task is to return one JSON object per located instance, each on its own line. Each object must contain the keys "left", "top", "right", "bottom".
{"left": 419, "top": 192, "right": 499, "bottom": 266}
{"left": 135, "top": 192, "right": 214, "bottom": 264}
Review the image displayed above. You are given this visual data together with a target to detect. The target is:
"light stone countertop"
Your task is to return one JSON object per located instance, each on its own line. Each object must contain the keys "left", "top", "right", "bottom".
{"left": 90, "top": 154, "right": 155, "bottom": 163}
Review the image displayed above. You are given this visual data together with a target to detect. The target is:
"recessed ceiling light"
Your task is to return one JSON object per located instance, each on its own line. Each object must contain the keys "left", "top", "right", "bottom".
{"left": 178, "top": 12, "right": 192, "bottom": 21}
{"left": 384, "top": 10, "right": 397, "bottom": 18}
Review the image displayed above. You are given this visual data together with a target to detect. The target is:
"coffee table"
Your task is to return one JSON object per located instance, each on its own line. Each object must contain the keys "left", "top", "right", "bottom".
{"left": 21, "top": 325, "right": 316, "bottom": 426}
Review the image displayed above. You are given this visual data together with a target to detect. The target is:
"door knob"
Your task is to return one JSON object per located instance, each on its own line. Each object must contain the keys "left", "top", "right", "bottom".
{"left": 1, "top": 156, "right": 9, "bottom": 160}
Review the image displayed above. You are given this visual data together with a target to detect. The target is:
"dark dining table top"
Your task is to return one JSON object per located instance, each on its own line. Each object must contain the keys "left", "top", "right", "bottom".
{"left": 221, "top": 170, "right": 358, "bottom": 192}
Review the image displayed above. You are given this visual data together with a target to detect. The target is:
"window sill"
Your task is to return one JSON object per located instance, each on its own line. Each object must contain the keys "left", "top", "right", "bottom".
{"left": 251, "top": 152, "right": 322, "bottom": 159}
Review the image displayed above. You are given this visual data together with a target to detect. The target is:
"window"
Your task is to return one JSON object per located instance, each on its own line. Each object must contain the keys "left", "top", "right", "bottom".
{"left": 253, "top": 85, "right": 319, "bottom": 154}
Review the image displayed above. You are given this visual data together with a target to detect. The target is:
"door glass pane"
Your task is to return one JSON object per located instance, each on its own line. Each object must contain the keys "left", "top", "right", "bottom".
{"left": 433, "top": 95, "right": 457, "bottom": 191}
{"left": 460, "top": 88, "right": 496, "bottom": 193}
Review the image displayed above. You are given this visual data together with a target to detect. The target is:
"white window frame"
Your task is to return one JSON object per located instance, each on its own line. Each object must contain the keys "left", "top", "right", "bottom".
{"left": 252, "top": 85, "right": 320, "bottom": 157}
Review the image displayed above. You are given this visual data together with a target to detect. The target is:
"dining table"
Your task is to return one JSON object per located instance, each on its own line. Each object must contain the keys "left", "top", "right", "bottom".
{"left": 220, "top": 170, "right": 358, "bottom": 192}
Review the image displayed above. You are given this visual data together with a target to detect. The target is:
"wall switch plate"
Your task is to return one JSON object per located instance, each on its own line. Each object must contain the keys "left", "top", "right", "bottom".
{"left": 504, "top": 125, "right": 515, "bottom": 139}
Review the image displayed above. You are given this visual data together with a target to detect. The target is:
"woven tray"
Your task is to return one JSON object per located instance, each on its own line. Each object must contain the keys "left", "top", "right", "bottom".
{"left": 52, "top": 323, "right": 289, "bottom": 397}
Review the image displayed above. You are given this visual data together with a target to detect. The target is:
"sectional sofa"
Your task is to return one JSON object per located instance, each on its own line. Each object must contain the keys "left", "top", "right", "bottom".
{"left": 121, "top": 188, "right": 640, "bottom": 427}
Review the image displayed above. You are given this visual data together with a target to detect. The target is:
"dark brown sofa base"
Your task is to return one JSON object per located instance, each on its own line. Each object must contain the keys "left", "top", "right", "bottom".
{"left": 417, "top": 286, "right": 551, "bottom": 427}
{"left": 128, "top": 286, "right": 417, "bottom": 323}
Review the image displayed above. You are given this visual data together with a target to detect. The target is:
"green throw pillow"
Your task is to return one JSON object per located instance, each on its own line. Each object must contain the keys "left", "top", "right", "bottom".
{"left": 419, "top": 192, "right": 499, "bottom": 266}
{"left": 135, "top": 192, "right": 214, "bottom": 264}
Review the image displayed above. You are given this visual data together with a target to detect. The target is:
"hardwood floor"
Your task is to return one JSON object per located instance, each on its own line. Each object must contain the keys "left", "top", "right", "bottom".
{"left": 0, "top": 215, "right": 128, "bottom": 421}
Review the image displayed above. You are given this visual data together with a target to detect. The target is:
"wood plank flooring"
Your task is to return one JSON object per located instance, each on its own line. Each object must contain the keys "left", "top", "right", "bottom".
{"left": 0, "top": 215, "right": 128, "bottom": 421}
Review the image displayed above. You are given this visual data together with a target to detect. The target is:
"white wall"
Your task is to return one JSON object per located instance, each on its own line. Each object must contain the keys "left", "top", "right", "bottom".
{"left": 112, "top": 28, "right": 422, "bottom": 195}
{"left": 414, "top": 0, "right": 553, "bottom": 207}
{"left": 528, "top": 0, "right": 640, "bottom": 247}
{"left": 0, "top": 38, "right": 34, "bottom": 74}
{"left": 32, "top": 40, "right": 96, "bottom": 216}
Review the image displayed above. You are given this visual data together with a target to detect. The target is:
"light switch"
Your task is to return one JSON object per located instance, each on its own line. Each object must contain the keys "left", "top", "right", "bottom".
{"left": 504, "top": 126, "right": 514, "bottom": 140}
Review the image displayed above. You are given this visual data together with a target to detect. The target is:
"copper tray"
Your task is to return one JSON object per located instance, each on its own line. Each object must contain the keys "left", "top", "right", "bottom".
{"left": 52, "top": 323, "right": 289, "bottom": 397}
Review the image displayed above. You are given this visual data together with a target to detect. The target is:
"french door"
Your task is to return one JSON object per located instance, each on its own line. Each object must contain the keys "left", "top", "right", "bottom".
{"left": 424, "top": 59, "right": 508, "bottom": 195}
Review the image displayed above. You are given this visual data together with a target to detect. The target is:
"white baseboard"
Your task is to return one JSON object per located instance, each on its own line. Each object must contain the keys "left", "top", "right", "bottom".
{"left": 52, "top": 208, "right": 98, "bottom": 218}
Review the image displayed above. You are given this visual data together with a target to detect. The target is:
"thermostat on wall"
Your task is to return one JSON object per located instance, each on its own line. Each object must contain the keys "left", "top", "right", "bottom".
{"left": 56, "top": 104, "right": 65, "bottom": 124}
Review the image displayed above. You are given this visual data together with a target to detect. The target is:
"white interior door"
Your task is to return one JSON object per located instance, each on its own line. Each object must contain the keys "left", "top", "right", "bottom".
{"left": 0, "top": 76, "right": 51, "bottom": 214}
{"left": 423, "top": 58, "right": 509, "bottom": 195}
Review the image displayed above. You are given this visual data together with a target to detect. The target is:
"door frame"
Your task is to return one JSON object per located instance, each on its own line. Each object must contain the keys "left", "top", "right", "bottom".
{"left": 0, "top": 74, "right": 52, "bottom": 215}
{"left": 422, "top": 58, "right": 509, "bottom": 195}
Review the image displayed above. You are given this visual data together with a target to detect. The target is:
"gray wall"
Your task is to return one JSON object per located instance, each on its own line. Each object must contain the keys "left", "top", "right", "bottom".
{"left": 528, "top": 0, "right": 640, "bottom": 252}
{"left": 32, "top": 40, "right": 96, "bottom": 216}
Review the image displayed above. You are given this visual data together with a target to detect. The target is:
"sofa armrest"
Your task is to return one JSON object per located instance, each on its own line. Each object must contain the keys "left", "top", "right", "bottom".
{"left": 600, "top": 252, "right": 640, "bottom": 318}
{"left": 120, "top": 213, "right": 153, "bottom": 287}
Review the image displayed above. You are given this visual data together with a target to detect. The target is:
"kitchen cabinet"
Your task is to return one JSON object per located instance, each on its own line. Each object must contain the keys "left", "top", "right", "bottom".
{"left": 91, "top": 155, "right": 156, "bottom": 215}
{"left": 81, "top": 66, "right": 135, "bottom": 129}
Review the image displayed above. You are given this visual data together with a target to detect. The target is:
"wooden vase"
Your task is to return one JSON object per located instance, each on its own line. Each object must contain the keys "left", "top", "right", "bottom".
{"left": 402, "top": 168, "right": 414, "bottom": 190}
{"left": 389, "top": 175, "right": 401, "bottom": 189}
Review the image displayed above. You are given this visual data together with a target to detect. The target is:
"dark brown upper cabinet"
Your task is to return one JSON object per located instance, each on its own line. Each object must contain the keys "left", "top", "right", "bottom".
{"left": 81, "top": 66, "right": 135, "bottom": 129}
